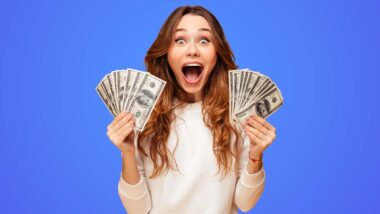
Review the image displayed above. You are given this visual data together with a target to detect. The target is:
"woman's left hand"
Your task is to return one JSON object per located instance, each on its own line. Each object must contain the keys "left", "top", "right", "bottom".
{"left": 243, "top": 114, "right": 276, "bottom": 159}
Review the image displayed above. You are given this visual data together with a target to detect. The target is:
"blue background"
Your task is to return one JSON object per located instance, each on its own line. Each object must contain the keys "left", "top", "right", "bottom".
{"left": 1, "top": 0, "right": 379, "bottom": 213}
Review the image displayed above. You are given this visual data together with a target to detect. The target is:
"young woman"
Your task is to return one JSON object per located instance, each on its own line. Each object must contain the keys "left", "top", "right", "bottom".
{"left": 106, "top": 6, "right": 277, "bottom": 214}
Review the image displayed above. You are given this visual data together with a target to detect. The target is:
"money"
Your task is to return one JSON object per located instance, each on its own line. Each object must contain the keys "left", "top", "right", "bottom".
{"left": 229, "top": 69, "right": 283, "bottom": 128}
{"left": 96, "top": 68, "right": 166, "bottom": 131}
{"left": 129, "top": 74, "right": 166, "bottom": 131}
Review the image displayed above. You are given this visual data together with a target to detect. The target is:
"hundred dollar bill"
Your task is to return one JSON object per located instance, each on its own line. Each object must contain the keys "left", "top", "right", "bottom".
{"left": 237, "top": 70, "right": 247, "bottom": 110}
{"left": 237, "top": 69, "right": 249, "bottom": 111}
{"left": 122, "top": 69, "right": 135, "bottom": 111}
{"left": 125, "top": 69, "right": 145, "bottom": 112}
{"left": 232, "top": 71, "right": 241, "bottom": 118}
{"left": 238, "top": 70, "right": 257, "bottom": 111}
{"left": 106, "top": 74, "right": 119, "bottom": 114}
{"left": 96, "top": 82, "right": 117, "bottom": 117}
{"left": 113, "top": 71, "right": 121, "bottom": 113}
{"left": 242, "top": 73, "right": 267, "bottom": 110}
{"left": 235, "top": 88, "right": 283, "bottom": 128}
{"left": 129, "top": 73, "right": 166, "bottom": 131}
{"left": 228, "top": 71, "right": 233, "bottom": 123}
{"left": 102, "top": 75, "right": 119, "bottom": 115}
{"left": 120, "top": 70, "right": 131, "bottom": 112}
{"left": 236, "top": 70, "right": 245, "bottom": 110}
{"left": 254, "top": 82, "right": 277, "bottom": 104}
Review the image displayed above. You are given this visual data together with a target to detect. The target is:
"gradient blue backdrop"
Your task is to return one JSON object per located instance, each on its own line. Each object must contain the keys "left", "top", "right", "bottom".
{"left": 1, "top": 0, "right": 379, "bottom": 213}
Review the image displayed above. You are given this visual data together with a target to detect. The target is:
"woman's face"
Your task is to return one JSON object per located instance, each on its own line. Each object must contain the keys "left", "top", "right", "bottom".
{"left": 168, "top": 14, "right": 217, "bottom": 102}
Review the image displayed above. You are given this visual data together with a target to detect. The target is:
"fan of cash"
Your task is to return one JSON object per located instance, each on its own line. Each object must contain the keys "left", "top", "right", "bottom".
{"left": 96, "top": 68, "right": 166, "bottom": 131}
{"left": 229, "top": 69, "right": 283, "bottom": 128}
{"left": 96, "top": 68, "right": 282, "bottom": 131}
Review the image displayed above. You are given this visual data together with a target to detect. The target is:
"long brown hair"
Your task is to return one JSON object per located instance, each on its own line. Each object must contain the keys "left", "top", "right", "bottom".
{"left": 138, "top": 5, "right": 241, "bottom": 179}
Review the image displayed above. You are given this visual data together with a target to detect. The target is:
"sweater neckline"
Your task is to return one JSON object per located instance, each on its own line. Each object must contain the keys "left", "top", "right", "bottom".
{"left": 184, "top": 101, "right": 202, "bottom": 111}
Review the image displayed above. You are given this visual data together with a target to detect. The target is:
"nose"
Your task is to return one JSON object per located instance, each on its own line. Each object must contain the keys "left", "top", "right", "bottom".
{"left": 186, "top": 41, "right": 200, "bottom": 57}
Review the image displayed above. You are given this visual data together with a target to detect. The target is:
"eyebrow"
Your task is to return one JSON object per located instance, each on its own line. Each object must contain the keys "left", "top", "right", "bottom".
{"left": 175, "top": 28, "right": 211, "bottom": 33}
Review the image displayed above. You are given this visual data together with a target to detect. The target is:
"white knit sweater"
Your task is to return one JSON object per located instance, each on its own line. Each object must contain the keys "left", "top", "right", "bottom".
{"left": 118, "top": 102, "right": 265, "bottom": 214}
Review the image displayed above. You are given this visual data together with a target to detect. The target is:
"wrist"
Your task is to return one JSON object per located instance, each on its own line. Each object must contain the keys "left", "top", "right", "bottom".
{"left": 249, "top": 146, "right": 263, "bottom": 158}
{"left": 121, "top": 149, "right": 135, "bottom": 158}
{"left": 249, "top": 151, "right": 263, "bottom": 162}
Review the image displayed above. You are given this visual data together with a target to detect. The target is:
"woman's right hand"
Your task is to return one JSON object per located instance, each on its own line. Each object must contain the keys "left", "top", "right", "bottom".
{"left": 107, "top": 112, "right": 136, "bottom": 154}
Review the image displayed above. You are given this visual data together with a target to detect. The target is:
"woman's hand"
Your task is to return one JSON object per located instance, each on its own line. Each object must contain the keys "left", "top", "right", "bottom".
{"left": 106, "top": 112, "right": 136, "bottom": 154}
{"left": 243, "top": 114, "right": 276, "bottom": 160}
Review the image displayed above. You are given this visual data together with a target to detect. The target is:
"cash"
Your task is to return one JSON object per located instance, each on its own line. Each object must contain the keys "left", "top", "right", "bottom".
{"left": 229, "top": 69, "right": 283, "bottom": 128}
{"left": 96, "top": 68, "right": 166, "bottom": 131}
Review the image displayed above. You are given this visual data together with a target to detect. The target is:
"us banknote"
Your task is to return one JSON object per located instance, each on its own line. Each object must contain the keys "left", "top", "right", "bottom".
{"left": 229, "top": 69, "right": 283, "bottom": 128}
{"left": 96, "top": 68, "right": 166, "bottom": 131}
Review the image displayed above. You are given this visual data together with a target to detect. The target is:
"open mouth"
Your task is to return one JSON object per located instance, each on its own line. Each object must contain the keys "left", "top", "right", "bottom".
{"left": 182, "top": 63, "right": 203, "bottom": 84}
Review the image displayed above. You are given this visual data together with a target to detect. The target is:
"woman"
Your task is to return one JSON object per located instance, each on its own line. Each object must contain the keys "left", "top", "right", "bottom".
{"left": 106, "top": 5, "right": 277, "bottom": 214}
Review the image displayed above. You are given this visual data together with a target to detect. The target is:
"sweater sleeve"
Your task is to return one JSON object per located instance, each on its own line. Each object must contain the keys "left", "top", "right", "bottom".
{"left": 118, "top": 146, "right": 152, "bottom": 214}
{"left": 234, "top": 135, "right": 266, "bottom": 212}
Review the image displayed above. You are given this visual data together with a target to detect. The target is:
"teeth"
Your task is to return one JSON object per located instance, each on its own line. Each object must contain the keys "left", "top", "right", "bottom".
{"left": 184, "top": 63, "right": 202, "bottom": 67}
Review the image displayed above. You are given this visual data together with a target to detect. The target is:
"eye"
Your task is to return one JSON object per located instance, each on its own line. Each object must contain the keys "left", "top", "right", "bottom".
{"left": 200, "top": 38, "right": 210, "bottom": 45}
{"left": 175, "top": 38, "right": 186, "bottom": 45}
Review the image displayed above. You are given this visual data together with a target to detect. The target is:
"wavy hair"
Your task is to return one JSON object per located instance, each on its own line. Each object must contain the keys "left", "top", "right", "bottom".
{"left": 138, "top": 5, "right": 241, "bottom": 179}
